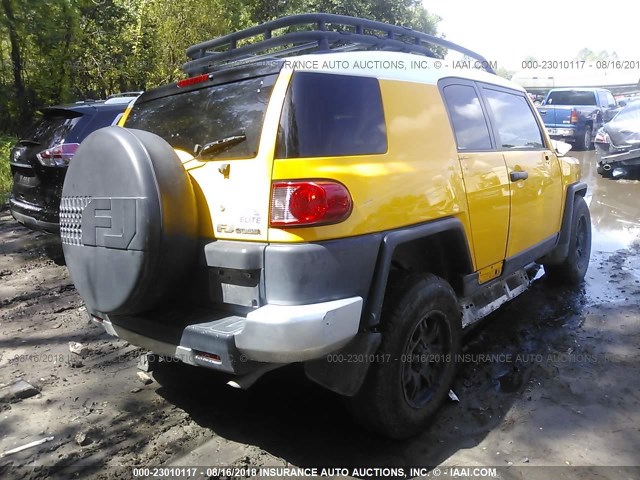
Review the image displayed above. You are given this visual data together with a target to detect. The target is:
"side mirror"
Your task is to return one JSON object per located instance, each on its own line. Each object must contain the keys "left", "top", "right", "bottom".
{"left": 550, "top": 139, "right": 572, "bottom": 157}
{"left": 618, "top": 100, "right": 627, "bottom": 107}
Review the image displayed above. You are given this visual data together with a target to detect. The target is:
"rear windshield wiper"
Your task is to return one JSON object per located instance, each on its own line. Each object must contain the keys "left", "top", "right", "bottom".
{"left": 18, "top": 139, "right": 41, "bottom": 146}
{"left": 195, "top": 134, "right": 246, "bottom": 159}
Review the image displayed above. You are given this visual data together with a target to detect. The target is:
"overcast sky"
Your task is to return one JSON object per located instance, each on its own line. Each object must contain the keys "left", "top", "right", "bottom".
{"left": 425, "top": 0, "right": 640, "bottom": 71}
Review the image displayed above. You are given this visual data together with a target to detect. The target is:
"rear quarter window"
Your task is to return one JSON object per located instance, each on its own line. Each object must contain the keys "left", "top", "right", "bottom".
{"left": 276, "top": 72, "right": 387, "bottom": 158}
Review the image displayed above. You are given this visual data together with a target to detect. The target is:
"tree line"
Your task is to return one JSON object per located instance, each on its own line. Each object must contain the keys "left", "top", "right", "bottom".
{"left": 0, "top": 0, "right": 441, "bottom": 134}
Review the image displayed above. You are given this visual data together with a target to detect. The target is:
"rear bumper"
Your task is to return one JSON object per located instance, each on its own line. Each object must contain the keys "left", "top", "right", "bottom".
{"left": 95, "top": 296, "right": 362, "bottom": 373}
{"left": 547, "top": 126, "right": 578, "bottom": 140}
{"left": 9, "top": 197, "right": 59, "bottom": 233}
{"left": 596, "top": 145, "right": 640, "bottom": 166}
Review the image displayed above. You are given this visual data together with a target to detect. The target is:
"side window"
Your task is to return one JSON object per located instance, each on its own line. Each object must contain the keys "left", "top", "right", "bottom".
{"left": 606, "top": 92, "right": 616, "bottom": 108}
{"left": 482, "top": 88, "right": 545, "bottom": 149}
{"left": 442, "top": 84, "right": 492, "bottom": 150}
{"left": 276, "top": 72, "right": 387, "bottom": 158}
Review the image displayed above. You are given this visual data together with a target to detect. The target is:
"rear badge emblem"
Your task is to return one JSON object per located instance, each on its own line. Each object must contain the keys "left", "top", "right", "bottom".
{"left": 81, "top": 198, "right": 140, "bottom": 250}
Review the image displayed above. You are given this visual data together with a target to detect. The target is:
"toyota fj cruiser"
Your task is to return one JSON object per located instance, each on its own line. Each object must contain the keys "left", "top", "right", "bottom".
{"left": 60, "top": 14, "right": 591, "bottom": 439}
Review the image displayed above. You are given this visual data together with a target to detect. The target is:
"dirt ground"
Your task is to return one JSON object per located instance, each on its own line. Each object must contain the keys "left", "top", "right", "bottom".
{"left": 0, "top": 150, "right": 639, "bottom": 479}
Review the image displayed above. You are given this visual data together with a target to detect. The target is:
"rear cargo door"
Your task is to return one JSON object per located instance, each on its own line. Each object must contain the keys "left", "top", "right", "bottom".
{"left": 124, "top": 72, "right": 282, "bottom": 241}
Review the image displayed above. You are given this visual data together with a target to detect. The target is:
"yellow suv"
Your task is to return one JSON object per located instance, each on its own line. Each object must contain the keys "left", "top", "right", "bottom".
{"left": 60, "top": 14, "right": 591, "bottom": 439}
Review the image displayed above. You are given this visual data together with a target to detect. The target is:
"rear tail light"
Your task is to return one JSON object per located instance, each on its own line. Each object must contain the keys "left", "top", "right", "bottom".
{"left": 570, "top": 108, "right": 579, "bottom": 124}
{"left": 594, "top": 128, "right": 610, "bottom": 145}
{"left": 270, "top": 181, "right": 352, "bottom": 227}
{"left": 36, "top": 143, "right": 79, "bottom": 167}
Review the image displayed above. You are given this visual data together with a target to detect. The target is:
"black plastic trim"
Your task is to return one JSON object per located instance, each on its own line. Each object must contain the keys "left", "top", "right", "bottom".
{"left": 539, "top": 181, "right": 588, "bottom": 265}
{"left": 9, "top": 201, "right": 59, "bottom": 233}
{"left": 134, "top": 62, "right": 283, "bottom": 106}
{"left": 263, "top": 235, "right": 382, "bottom": 306}
{"left": 462, "top": 234, "right": 558, "bottom": 297}
{"left": 204, "top": 241, "right": 266, "bottom": 270}
{"left": 363, "top": 217, "right": 473, "bottom": 327}
{"left": 304, "top": 331, "right": 382, "bottom": 396}
{"left": 503, "top": 234, "right": 558, "bottom": 276}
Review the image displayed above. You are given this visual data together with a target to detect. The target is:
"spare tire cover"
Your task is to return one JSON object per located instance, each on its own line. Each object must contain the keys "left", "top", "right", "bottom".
{"left": 61, "top": 126, "right": 198, "bottom": 315}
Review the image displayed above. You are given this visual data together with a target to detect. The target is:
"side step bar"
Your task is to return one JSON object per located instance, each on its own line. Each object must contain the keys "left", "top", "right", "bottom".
{"left": 459, "top": 268, "right": 531, "bottom": 328}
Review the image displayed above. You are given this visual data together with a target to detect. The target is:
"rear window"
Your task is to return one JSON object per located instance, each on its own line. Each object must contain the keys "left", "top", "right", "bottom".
{"left": 546, "top": 90, "right": 597, "bottom": 106}
{"left": 125, "top": 74, "right": 277, "bottom": 159}
{"left": 614, "top": 101, "right": 640, "bottom": 122}
{"left": 276, "top": 72, "right": 387, "bottom": 158}
{"left": 22, "top": 112, "right": 81, "bottom": 147}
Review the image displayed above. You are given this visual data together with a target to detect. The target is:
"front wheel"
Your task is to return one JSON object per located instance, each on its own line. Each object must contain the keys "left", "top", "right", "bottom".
{"left": 347, "top": 274, "right": 461, "bottom": 439}
{"left": 544, "top": 196, "right": 591, "bottom": 284}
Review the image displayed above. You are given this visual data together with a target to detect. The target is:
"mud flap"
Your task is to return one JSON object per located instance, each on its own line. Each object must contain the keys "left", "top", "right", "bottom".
{"left": 303, "top": 331, "right": 381, "bottom": 397}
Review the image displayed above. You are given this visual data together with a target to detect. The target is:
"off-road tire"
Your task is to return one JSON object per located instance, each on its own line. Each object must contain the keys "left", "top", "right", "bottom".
{"left": 576, "top": 127, "right": 592, "bottom": 151}
{"left": 347, "top": 273, "right": 461, "bottom": 439}
{"left": 544, "top": 196, "right": 591, "bottom": 284}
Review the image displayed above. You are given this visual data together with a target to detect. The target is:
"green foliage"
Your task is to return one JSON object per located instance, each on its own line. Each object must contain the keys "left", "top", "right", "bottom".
{"left": 575, "top": 48, "right": 618, "bottom": 61}
{"left": 0, "top": 135, "right": 15, "bottom": 203}
{"left": 496, "top": 67, "right": 514, "bottom": 80}
{"left": 0, "top": 0, "right": 442, "bottom": 135}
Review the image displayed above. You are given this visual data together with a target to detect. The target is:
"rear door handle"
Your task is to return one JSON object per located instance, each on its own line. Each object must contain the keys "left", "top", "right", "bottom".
{"left": 510, "top": 171, "right": 529, "bottom": 182}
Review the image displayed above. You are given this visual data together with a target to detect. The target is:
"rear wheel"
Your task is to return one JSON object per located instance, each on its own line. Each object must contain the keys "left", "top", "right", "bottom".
{"left": 348, "top": 274, "right": 461, "bottom": 439}
{"left": 576, "top": 127, "right": 592, "bottom": 151}
{"left": 544, "top": 196, "right": 591, "bottom": 284}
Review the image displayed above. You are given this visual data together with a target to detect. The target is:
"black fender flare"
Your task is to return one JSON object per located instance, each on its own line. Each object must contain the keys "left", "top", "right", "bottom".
{"left": 540, "top": 181, "right": 588, "bottom": 265}
{"left": 304, "top": 216, "right": 473, "bottom": 396}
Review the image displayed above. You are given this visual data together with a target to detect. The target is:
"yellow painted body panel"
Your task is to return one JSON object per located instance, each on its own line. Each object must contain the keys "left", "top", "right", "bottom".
{"left": 458, "top": 151, "right": 510, "bottom": 270}
{"left": 176, "top": 70, "right": 294, "bottom": 242}
{"left": 268, "top": 80, "right": 475, "bottom": 264}
{"left": 478, "top": 261, "right": 504, "bottom": 283}
{"left": 118, "top": 106, "right": 132, "bottom": 127}
{"left": 122, "top": 68, "right": 583, "bottom": 280}
{"left": 504, "top": 150, "right": 563, "bottom": 257}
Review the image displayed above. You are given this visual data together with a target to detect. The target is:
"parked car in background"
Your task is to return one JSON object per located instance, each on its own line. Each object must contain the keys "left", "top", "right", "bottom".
{"left": 8, "top": 93, "right": 141, "bottom": 232}
{"left": 595, "top": 100, "right": 640, "bottom": 178}
{"left": 537, "top": 88, "right": 621, "bottom": 150}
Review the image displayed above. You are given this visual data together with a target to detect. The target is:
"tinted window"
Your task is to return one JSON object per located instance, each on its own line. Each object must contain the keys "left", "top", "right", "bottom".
{"left": 276, "top": 72, "right": 387, "bottom": 158}
{"left": 483, "top": 88, "right": 544, "bottom": 149}
{"left": 126, "top": 74, "right": 276, "bottom": 159}
{"left": 85, "top": 110, "right": 124, "bottom": 136}
{"left": 443, "top": 84, "right": 492, "bottom": 150}
{"left": 22, "top": 112, "right": 81, "bottom": 148}
{"left": 546, "top": 90, "right": 597, "bottom": 106}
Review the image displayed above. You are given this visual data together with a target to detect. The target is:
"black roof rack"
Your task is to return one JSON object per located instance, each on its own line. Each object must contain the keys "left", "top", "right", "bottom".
{"left": 183, "top": 13, "right": 495, "bottom": 76}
